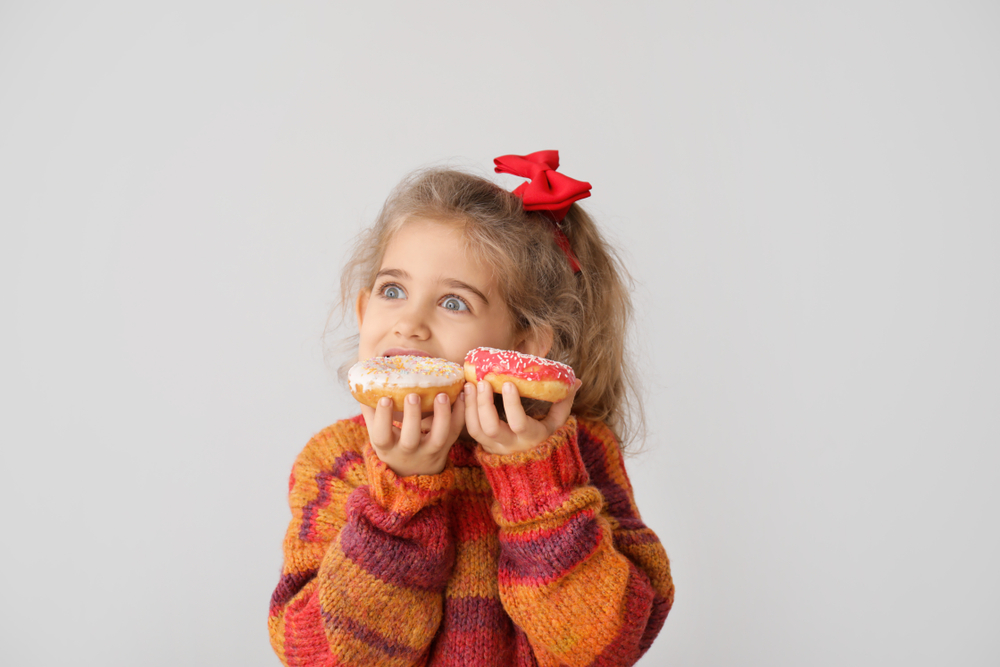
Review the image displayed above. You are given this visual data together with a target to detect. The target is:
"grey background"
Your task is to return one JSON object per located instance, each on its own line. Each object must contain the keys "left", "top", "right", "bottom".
{"left": 2, "top": 1, "right": 998, "bottom": 665}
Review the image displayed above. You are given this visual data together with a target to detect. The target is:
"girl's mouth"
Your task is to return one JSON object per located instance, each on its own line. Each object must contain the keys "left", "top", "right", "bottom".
{"left": 381, "top": 348, "right": 432, "bottom": 357}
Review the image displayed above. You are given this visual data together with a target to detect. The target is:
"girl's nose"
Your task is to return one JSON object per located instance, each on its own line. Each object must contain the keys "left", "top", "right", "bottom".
{"left": 394, "top": 306, "right": 431, "bottom": 340}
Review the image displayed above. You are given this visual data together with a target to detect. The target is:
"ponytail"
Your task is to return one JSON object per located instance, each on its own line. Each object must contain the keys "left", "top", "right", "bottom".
{"left": 557, "top": 204, "right": 643, "bottom": 447}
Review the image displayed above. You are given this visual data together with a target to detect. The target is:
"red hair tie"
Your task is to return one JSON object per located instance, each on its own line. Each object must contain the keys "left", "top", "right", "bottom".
{"left": 494, "top": 150, "right": 589, "bottom": 273}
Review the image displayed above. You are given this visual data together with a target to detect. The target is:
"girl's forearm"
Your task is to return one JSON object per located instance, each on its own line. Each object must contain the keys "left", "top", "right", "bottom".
{"left": 270, "top": 423, "right": 457, "bottom": 666}
{"left": 477, "top": 419, "right": 673, "bottom": 666}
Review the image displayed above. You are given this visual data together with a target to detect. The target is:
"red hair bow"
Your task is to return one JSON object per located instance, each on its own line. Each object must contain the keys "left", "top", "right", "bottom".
{"left": 493, "top": 150, "right": 592, "bottom": 222}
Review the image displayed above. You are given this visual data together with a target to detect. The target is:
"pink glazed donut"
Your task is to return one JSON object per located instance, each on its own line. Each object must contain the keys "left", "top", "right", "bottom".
{"left": 463, "top": 347, "right": 577, "bottom": 402}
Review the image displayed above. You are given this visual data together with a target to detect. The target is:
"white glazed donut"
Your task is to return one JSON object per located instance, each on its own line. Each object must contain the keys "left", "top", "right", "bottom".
{"left": 463, "top": 347, "right": 577, "bottom": 402}
{"left": 348, "top": 356, "right": 466, "bottom": 411}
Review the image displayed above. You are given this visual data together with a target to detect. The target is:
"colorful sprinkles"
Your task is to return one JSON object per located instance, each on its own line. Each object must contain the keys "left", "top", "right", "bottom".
{"left": 348, "top": 356, "right": 465, "bottom": 391}
{"left": 464, "top": 347, "right": 576, "bottom": 385}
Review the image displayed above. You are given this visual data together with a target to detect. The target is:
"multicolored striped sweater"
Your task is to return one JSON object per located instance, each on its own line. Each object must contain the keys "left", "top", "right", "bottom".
{"left": 269, "top": 414, "right": 673, "bottom": 666}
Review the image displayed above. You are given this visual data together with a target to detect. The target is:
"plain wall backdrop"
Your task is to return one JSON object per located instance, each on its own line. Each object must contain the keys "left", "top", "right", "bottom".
{"left": 2, "top": 1, "right": 998, "bottom": 665}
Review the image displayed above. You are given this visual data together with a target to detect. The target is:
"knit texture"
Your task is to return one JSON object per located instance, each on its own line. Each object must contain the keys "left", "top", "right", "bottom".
{"left": 269, "top": 415, "right": 674, "bottom": 667}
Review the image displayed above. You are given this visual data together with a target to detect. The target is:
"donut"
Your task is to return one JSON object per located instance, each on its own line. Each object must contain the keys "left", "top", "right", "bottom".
{"left": 348, "top": 356, "right": 466, "bottom": 411}
{"left": 464, "top": 347, "right": 577, "bottom": 402}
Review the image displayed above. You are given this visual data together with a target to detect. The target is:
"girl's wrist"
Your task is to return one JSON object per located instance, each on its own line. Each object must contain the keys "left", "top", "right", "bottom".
{"left": 363, "top": 444, "right": 456, "bottom": 514}
{"left": 474, "top": 418, "right": 589, "bottom": 523}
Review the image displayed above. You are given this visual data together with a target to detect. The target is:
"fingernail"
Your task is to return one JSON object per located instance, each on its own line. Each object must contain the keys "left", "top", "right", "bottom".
{"left": 479, "top": 381, "right": 489, "bottom": 393}
{"left": 503, "top": 382, "right": 513, "bottom": 393}
{"left": 407, "top": 394, "right": 419, "bottom": 405}
{"left": 465, "top": 382, "right": 473, "bottom": 395}
{"left": 436, "top": 393, "right": 447, "bottom": 404}
{"left": 379, "top": 397, "right": 391, "bottom": 407}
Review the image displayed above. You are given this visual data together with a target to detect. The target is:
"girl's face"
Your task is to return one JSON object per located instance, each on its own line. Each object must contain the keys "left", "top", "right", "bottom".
{"left": 355, "top": 217, "right": 526, "bottom": 365}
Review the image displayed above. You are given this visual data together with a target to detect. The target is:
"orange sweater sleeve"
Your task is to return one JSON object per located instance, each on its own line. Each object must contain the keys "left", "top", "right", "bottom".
{"left": 268, "top": 417, "right": 457, "bottom": 667}
{"left": 475, "top": 417, "right": 674, "bottom": 667}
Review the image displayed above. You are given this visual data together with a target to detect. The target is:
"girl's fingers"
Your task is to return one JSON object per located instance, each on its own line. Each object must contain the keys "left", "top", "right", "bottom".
{"left": 398, "top": 393, "right": 422, "bottom": 450}
{"left": 543, "top": 379, "right": 582, "bottom": 431}
{"left": 359, "top": 403, "right": 375, "bottom": 434}
{"left": 475, "top": 380, "right": 505, "bottom": 439}
{"left": 463, "top": 382, "right": 483, "bottom": 440}
{"left": 501, "top": 382, "right": 530, "bottom": 435}
{"left": 363, "top": 397, "right": 396, "bottom": 449}
{"left": 424, "top": 392, "right": 453, "bottom": 451}
{"left": 446, "top": 392, "right": 467, "bottom": 444}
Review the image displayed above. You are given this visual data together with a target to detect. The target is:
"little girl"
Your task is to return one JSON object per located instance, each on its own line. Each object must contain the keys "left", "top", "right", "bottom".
{"left": 268, "top": 151, "right": 674, "bottom": 666}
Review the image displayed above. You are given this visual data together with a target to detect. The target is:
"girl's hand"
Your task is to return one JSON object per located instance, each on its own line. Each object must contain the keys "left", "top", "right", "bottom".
{"left": 464, "top": 379, "right": 582, "bottom": 456}
{"left": 359, "top": 392, "right": 466, "bottom": 477}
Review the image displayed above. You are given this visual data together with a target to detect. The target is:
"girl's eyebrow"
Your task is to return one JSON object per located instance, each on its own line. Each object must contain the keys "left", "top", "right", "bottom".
{"left": 374, "top": 268, "right": 408, "bottom": 281}
{"left": 374, "top": 268, "right": 490, "bottom": 305}
{"left": 443, "top": 279, "right": 490, "bottom": 305}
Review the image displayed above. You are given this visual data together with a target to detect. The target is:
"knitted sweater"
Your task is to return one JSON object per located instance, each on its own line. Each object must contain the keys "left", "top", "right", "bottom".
{"left": 268, "top": 414, "right": 673, "bottom": 667}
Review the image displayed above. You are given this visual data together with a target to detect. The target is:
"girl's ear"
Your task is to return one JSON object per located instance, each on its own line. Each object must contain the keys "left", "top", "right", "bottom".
{"left": 355, "top": 290, "right": 371, "bottom": 327}
{"left": 515, "top": 324, "right": 554, "bottom": 358}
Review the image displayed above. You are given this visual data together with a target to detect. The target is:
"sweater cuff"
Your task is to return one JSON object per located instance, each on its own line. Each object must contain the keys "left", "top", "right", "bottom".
{"left": 363, "top": 444, "right": 456, "bottom": 517}
{"left": 475, "top": 416, "right": 591, "bottom": 524}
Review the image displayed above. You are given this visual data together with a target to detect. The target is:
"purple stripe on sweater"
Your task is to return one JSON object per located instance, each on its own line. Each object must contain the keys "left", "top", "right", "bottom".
{"left": 577, "top": 427, "right": 638, "bottom": 522}
{"left": 499, "top": 510, "right": 601, "bottom": 585}
{"left": 331, "top": 449, "right": 364, "bottom": 478}
{"left": 640, "top": 594, "right": 671, "bottom": 655}
{"left": 298, "top": 450, "right": 363, "bottom": 541}
{"left": 339, "top": 490, "right": 454, "bottom": 590}
{"left": 616, "top": 516, "right": 649, "bottom": 532}
{"left": 269, "top": 568, "right": 317, "bottom": 613}
{"left": 322, "top": 609, "right": 422, "bottom": 661}
{"left": 613, "top": 528, "right": 661, "bottom": 548}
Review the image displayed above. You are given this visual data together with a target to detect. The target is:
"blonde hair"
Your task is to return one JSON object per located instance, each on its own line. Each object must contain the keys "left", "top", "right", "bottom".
{"left": 326, "top": 167, "right": 645, "bottom": 449}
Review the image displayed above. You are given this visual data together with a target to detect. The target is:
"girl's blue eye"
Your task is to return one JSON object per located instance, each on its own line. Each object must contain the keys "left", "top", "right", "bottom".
{"left": 441, "top": 297, "right": 468, "bottom": 312}
{"left": 382, "top": 285, "right": 404, "bottom": 299}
